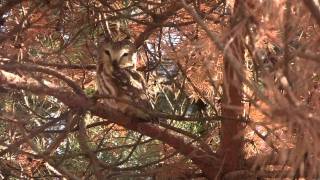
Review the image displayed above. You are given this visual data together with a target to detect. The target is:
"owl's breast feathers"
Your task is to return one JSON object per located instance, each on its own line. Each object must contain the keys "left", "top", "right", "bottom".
{"left": 111, "top": 68, "right": 146, "bottom": 101}
{"left": 109, "top": 68, "right": 152, "bottom": 121}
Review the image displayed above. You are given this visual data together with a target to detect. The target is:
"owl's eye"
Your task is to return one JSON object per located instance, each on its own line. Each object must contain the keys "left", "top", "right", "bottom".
{"left": 122, "top": 52, "right": 129, "bottom": 57}
{"left": 104, "top": 50, "right": 111, "bottom": 57}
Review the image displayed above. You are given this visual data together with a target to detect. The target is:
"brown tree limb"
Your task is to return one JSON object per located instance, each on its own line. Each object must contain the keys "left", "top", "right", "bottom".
{"left": 33, "top": 62, "right": 96, "bottom": 70}
{"left": 77, "top": 114, "right": 104, "bottom": 178}
{"left": 181, "top": 0, "right": 246, "bottom": 175}
{"left": 303, "top": 0, "right": 320, "bottom": 26}
{"left": 0, "top": 69, "right": 220, "bottom": 179}
{"left": 0, "top": 61, "right": 85, "bottom": 96}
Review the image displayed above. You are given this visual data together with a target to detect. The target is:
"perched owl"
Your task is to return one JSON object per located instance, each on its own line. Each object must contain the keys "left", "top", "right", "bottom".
{"left": 96, "top": 37, "right": 150, "bottom": 121}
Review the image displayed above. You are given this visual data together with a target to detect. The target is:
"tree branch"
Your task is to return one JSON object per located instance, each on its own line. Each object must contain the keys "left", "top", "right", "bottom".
{"left": 303, "top": 0, "right": 320, "bottom": 26}
{"left": 0, "top": 61, "right": 85, "bottom": 96}
{"left": 0, "top": 69, "right": 220, "bottom": 178}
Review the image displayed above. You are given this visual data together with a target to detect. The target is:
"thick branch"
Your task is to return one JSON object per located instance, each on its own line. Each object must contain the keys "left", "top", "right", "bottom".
{"left": 303, "top": 0, "right": 320, "bottom": 26}
{"left": 0, "top": 61, "right": 85, "bottom": 96}
{"left": 0, "top": 70, "right": 220, "bottom": 178}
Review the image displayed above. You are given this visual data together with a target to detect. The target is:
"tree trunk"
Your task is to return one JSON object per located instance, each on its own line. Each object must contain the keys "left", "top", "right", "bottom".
{"left": 220, "top": 0, "right": 246, "bottom": 175}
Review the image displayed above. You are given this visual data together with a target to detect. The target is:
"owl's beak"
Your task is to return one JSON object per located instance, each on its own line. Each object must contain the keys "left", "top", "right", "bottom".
{"left": 112, "top": 60, "right": 119, "bottom": 68}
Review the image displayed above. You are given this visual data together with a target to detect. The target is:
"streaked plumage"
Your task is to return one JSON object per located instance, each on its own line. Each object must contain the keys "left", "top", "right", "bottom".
{"left": 96, "top": 38, "right": 150, "bottom": 120}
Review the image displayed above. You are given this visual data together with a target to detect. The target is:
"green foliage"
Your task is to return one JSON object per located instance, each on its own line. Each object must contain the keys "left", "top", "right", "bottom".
{"left": 84, "top": 87, "right": 96, "bottom": 97}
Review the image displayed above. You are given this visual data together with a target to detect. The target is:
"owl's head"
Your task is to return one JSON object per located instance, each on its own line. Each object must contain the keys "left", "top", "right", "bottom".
{"left": 98, "top": 38, "right": 136, "bottom": 74}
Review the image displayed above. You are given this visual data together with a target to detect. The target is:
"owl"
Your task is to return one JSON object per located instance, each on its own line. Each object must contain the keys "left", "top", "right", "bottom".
{"left": 96, "top": 37, "right": 150, "bottom": 121}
